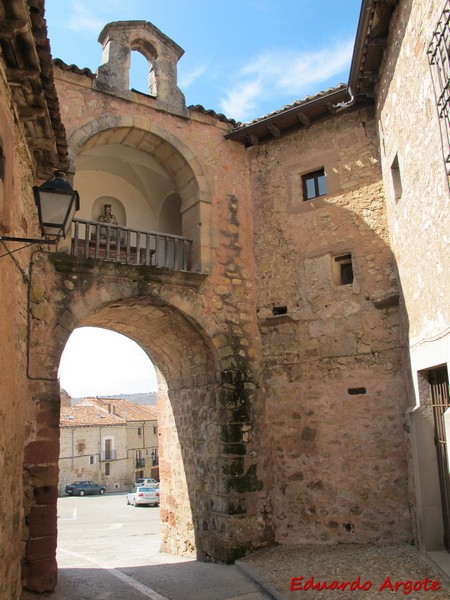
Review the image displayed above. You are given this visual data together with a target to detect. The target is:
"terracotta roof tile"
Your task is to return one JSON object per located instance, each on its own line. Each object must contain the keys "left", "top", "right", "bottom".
{"left": 60, "top": 406, "right": 124, "bottom": 427}
{"left": 75, "top": 397, "right": 157, "bottom": 421}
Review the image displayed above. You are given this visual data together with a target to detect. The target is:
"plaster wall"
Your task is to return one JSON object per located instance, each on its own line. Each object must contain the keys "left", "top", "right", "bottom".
{"left": 250, "top": 107, "right": 412, "bottom": 545}
{"left": 376, "top": 0, "right": 449, "bottom": 353}
{"left": 375, "top": 0, "right": 450, "bottom": 551}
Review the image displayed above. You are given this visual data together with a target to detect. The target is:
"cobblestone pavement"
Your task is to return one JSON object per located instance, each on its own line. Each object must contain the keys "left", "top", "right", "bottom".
{"left": 236, "top": 544, "right": 450, "bottom": 600}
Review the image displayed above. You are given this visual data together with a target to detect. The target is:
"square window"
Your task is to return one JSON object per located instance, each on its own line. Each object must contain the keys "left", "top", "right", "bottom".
{"left": 333, "top": 254, "right": 354, "bottom": 286}
{"left": 391, "top": 154, "right": 402, "bottom": 202}
{"left": 302, "top": 168, "right": 326, "bottom": 200}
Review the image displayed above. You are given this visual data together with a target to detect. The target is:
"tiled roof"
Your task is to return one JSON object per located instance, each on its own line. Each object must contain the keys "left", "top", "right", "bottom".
{"left": 188, "top": 104, "right": 238, "bottom": 126}
{"left": 224, "top": 84, "right": 352, "bottom": 146}
{"left": 60, "top": 406, "right": 124, "bottom": 427}
{"left": 53, "top": 58, "right": 97, "bottom": 79}
{"left": 75, "top": 397, "right": 157, "bottom": 421}
{"left": 234, "top": 83, "right": 347, "bottom": 130}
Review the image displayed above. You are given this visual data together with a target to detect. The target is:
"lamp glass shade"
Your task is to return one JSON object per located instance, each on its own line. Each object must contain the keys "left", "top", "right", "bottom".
{"left": 33, "top": 173, "right": 80, "bottom": 239}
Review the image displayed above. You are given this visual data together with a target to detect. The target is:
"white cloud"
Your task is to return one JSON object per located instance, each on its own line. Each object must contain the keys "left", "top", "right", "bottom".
{"left": 220, "top": 39, "right": 354, "bottom": 121}
{"left": 68, "top": 1, "right": 105, "bottom": 32}
{"left": 276, "top": 41, "right": 354, "bottom": 93}
{"left": 220, "top": 79, "right": 264, "bottom": 122}
{"left": 178, "top": 65, "right": 208, "bottom": 89}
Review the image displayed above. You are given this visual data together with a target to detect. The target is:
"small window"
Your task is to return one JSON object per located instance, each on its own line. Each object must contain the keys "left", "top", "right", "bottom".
{"left": 302, "top": 168, "right": 326, "bottom": 200}
{"left": 153, "top": 426, "right": 158, "bottom": 435}
{"left": 105, "top": 463, "right": 111, "bottom": 476}
{"left": 391, "top": 154, "right": 402, "bottom": 202}
{"left": 333, "top": 254, "right": 354, "bottom": 286}
{"left": 137, "top": 427, "right": 142, "bottom": 436}
{"left": 89, "top": 455, "right": 96, "bottom": 465}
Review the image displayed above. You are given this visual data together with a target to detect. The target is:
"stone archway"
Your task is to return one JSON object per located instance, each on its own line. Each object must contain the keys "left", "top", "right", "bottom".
{"left": 22, "top": 253, "right": 272, "bottom": 592}
{"left": 80, "top": 296, "right": 219, "bottom": 558}
{"left": 66, "top": 116, "right": 213, "bottom": 274}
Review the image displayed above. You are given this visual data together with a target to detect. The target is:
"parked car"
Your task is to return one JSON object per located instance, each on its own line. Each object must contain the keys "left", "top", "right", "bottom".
{"left": 127, "top": 485, "right": 160, "bottom": 507}
{"left": 134, "top": 477, "right": 158, "bottom": 486}
{"left": 65, "top": 481, "right": 106, "bottom": 496}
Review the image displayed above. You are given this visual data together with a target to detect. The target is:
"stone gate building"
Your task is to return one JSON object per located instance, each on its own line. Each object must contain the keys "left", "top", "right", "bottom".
{"left": 0, "top": 0, "right": 449, "bottom": 597}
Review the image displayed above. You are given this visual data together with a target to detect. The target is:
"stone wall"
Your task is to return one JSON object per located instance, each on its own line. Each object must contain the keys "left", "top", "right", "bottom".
{"left": 59, "top": 424, "right": 128, "bottom": 493}
{"left": 49, "top": 60, "right": 275, "bottom": 563}
{"left": 250, "top": 106, "right": 412, "bottom": 545}
{"left": 27, "top": 252, "right": 273, "bottom": 562}
{"left": 0, "top": 75, "right": 34, "bottom": 600}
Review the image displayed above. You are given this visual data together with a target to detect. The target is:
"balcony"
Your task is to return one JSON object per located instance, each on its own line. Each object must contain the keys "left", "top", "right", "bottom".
{"left": 101, "top": 449, "right": 117, "bottom": 461}
{"left": 70, "top": 218, "right": 192, "bottom": 271}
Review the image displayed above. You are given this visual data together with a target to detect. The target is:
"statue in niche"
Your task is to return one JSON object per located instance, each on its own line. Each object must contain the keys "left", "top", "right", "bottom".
{"left": 98, "top": 203, "right": 118, "bottom": 239}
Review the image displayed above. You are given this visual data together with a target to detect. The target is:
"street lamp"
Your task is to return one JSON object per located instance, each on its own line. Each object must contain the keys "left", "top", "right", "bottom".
{"left": 0, "top": 170, "right": 79, "bottom": 245}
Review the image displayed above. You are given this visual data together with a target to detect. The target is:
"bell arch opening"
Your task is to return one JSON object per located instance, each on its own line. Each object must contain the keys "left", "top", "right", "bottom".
{"left": 130, "top": 39, "right": 157, "bottom": 97}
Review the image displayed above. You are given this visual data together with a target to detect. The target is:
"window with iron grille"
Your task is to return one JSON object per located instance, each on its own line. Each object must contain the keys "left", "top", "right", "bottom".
{"left": 428, "top": 1, "right": 450, "bottom": 170}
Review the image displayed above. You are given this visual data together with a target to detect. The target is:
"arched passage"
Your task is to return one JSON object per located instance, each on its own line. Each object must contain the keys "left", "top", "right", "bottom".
{"left": 22, "top": 255, "right": 271, "bottom": 591}
{"left": 80, "top": 297, "right": 219, "bottom": 557}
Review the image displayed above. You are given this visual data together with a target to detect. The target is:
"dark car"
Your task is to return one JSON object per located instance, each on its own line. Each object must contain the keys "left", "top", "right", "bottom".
{"left": 65, "top": 481, "right": 106, "bottom": 496}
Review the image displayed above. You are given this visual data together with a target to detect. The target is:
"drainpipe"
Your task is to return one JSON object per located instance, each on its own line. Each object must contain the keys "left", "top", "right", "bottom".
{"left": 331, "top": 87, "right": 356, "bottom": 113}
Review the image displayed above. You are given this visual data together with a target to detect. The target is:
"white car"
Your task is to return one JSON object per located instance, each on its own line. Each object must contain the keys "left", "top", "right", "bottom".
{"left": 134, "top": 477, "right": 158, "bottom": 486}
{"left": 127, "top": 485, "right": 160, "bottom": 507}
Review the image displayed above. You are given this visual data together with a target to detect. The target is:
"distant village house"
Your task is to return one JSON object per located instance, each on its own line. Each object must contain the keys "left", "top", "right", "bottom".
{"left": 59, "top": 393, "right": 159, "bottom": 494}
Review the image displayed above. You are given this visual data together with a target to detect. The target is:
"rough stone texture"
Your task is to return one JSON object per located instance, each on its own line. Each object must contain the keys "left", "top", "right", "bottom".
{"left": 96, "top": 21, "right": 187, "bottom": 116}
{"left": 1, "top": 3, "right": 449, "bottom": 597}
{"left": 0, "top": 17, "right": 49, "bottom": 595}
{"left": 27, "top": 253, "right": 272, "bottom": 564}
{"left": 250, "top": 107, "right": 411, "bottom": 546}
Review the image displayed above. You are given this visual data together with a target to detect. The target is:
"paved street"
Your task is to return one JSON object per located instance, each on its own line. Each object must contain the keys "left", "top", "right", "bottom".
{"left": 21, "top": 493, "right": 271, "bottom": 600}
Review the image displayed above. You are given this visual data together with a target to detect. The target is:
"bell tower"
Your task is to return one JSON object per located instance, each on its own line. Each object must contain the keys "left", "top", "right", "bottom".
{"left": 96, "top": 21, "right": 187, "bottom": 116}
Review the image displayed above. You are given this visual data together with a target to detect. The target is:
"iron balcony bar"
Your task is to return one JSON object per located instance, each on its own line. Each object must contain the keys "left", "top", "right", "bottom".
{"left": 71, "top": 217, "right": 192, "bottom": 271}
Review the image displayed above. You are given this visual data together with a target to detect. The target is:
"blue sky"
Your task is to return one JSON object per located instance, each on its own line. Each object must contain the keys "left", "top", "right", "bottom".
{"left": 44, "top": 0, "right": 361, "bottom": 122}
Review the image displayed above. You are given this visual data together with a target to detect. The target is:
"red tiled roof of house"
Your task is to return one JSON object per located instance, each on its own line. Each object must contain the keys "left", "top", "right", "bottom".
{"left": 75, "top": 397, "right": 157, "bottom": 421}
{"left": 60, "top": 406, "right": 124, "bottom": 427}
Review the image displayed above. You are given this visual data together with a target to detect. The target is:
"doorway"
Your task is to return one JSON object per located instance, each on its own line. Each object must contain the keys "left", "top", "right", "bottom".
{"left": 429, "top": 366, "right": 450, "bottom": 551}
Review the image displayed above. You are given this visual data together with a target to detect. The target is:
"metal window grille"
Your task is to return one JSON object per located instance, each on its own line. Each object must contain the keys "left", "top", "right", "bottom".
{"left": 428, "top": 1, "right": 450, "bottom": 170}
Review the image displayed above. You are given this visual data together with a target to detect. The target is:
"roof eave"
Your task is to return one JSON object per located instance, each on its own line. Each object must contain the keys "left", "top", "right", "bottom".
{"left": 226, "top": 0, "right": 399, "bottom": 147}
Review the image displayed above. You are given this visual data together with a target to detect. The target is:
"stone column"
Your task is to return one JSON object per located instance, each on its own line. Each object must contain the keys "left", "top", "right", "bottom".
{"left": 22, "top": 381, "right": 60, "bottom": 592}
{"left": 97, "top": 38, "right": 131, "bottom": 91}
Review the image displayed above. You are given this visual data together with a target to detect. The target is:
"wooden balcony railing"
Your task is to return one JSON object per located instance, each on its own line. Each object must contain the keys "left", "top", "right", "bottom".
{"left": 70, "top": 218, "right": 192, "bottom": 271}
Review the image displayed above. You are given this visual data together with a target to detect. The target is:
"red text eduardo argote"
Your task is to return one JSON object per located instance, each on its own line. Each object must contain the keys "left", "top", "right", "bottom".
{"left": 290, "top": 575, "right": 441, "bottom": 594}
